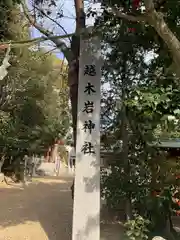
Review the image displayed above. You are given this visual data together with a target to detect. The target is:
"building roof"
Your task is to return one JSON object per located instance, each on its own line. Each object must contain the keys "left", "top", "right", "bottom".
{"left": 152, "top": 139, "right": 180, "bottom": 149}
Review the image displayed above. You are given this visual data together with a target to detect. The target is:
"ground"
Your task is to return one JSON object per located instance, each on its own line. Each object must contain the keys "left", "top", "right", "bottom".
{"left": 0, "top": 176, "right": 123, "bottom": 240}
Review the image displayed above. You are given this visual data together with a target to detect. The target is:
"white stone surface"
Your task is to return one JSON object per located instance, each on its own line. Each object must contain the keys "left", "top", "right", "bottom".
{"left": 72, "top": 37, "right": 102, "bottom": 240}
{"left": 152, "top": 237, "right": 166, "bottom": 240}
{"left": 37, "top": 162, "right": 71, "bottom": 177}
{"left": 37, "top": 162, "right": 55, "bottom": 176}
{"left": 0, "top": 173, "right": 4, "bottom": 182}
{"left": 174, "top": 226, "right": 180, "bottom": 232}
{"left": 0, "top": 45, "right": 11, "bottom": 81}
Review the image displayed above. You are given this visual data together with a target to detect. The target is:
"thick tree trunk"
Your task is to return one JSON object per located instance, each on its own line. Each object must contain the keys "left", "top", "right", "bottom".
{"left": 147, "top": 10, "right": 180, "bottom": 76}
{"left": 122, "top": 108, "right": 132, "bottom": 220}
{"left": 0, "top": 155, "right": 5, "bottom": 173}
{"left": 22, "top": 0, "right": 84, "bottom": 147}
{"left": 68, "top": 58, "right": 79, "bottom": 147}
{"left": 121, "top": 56, "right": 132, "bottom": 220}
{"left": 68, "top": 0, "right": 85, "bottom": 148}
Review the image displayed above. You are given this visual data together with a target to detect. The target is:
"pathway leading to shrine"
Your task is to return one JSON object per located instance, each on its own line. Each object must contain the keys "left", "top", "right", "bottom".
{"left": 0, "top": 177, "right": 73, "bottom": 240}
{"left": 0, "top": 176, "right": 123, "bottom": 240}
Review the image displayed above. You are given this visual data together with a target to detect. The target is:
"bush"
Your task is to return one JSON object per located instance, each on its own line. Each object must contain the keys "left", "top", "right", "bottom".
{"left": 124, "top": 215, "right": 150, "bottom": 240}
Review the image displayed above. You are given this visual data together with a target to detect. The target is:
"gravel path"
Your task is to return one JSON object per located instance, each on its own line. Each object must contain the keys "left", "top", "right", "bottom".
{"left": 0, "top": 176, "right": 123, "bottom": 240}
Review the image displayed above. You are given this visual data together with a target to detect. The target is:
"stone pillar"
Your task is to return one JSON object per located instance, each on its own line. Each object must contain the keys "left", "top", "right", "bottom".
{"left": 72, "top": 37, "right": 102, "bottom": 240}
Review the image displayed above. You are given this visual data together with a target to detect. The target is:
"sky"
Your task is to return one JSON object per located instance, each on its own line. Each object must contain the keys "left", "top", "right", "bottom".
{"left": 29, "top": 0, "right": 99, "bottom": 59}
{"left": 27, "top": 0, "right": 155, "bottom": 64}
{"left": 29, "top": 0, "right": 75, "bottom": 58}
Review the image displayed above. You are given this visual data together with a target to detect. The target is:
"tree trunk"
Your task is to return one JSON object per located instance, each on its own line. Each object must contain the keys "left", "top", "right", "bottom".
{"left": 122, "top": 109, "right": 132, "bottom": 220}
{"left": 147, "top": 10, "right": 180, "bottom": 76}
{"left": 68, "top": 0, "right": 85, "bottom": 148}
{"left": 121, "top": 55, "right": 133, "bottom": 220}
{"left": 0, "top": 155, "right": 5, "bottom": 173}
{"left": 22, "top": 0, "right": 85, "bottom": 148}
{"left": 68, "top": 58, "right": 79, "bottom": 147}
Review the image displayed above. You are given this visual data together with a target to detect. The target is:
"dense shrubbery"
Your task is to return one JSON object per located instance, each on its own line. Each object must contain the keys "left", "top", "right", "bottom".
{"left": 0, "top": 1, "right": 70, "bottom": 177}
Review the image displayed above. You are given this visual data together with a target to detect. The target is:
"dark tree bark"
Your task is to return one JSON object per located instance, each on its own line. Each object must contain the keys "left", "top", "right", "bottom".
{"left": 22, "top": 0, "right": 86, "bottom": 148}
{"left": 68, "top": 0, "right": 85, "bottom": 148}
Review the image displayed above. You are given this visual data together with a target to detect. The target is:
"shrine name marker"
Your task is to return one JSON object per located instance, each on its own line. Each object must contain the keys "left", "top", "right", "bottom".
{"left": 72, "top": 37, "right": 101, "bottom": 240}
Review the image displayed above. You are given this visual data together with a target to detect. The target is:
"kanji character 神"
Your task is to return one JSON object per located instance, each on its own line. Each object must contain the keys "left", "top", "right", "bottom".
{"left": 83, "top": 120, "right": 95, "bottom": 134}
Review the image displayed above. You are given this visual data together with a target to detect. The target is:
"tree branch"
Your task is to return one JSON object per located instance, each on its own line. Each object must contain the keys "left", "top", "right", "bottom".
{"left": 110, "top": 7, "right": 147, "bottom": 22}
{"left": 144, "top": 0, "right": 155, "bottom": 12}
{"left": 0, "top": 26, "right": 95, "bottom": 49}
{"left": 21, "top": 2, "right": 72, "bottom": 61}
{"left": 107, "top": 1, "right": 165, "bottom": 23}
{"left": 32, "top": 3, "right": 71, "bottom": 43}
{"left": 0, "top": 34, "right": 73, "bottom": 49}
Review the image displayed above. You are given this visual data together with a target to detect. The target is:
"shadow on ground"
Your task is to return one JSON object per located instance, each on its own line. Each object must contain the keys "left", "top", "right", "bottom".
{"left": 0, "top": 176, "right": 73, "bottom": 240}
{"left": 0, "top": 176, "right": 124, "bottom": 240}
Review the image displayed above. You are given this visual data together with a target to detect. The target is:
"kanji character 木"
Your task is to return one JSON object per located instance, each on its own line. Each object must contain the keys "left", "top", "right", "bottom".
{"left": 84, "top": 82, "right": 96, "bottom": 95}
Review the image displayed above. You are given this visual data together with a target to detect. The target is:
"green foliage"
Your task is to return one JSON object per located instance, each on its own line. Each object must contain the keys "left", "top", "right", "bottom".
{"left": 124, "top": 215, "right": 150, "bottom": 240}
{"left": 98, "top": 1, "right": 180, "bottom": 237}
{"left": 0, "top": 47, "right": 69, "bottom": 157}
{"left": 92, "top": 0, "right": 180, "bottom": 80}
{"left": 0, "top": 3, "right": 70, "bottom": 173}
{"left": 126, "top": 82, "right": 180, "bottom": 140}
